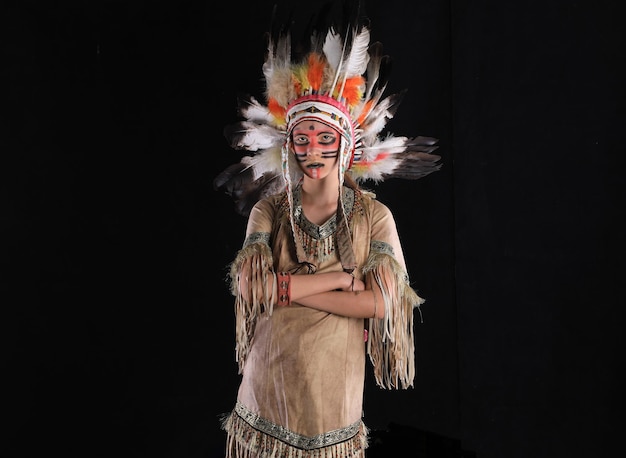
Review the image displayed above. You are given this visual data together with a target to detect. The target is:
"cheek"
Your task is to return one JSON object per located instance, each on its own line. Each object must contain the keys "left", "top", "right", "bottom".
{"left": 293, "top": 147, "right": 307, "bottom": 162}
{"left": 321, "top": 149, "right": 339, "bottom": 158}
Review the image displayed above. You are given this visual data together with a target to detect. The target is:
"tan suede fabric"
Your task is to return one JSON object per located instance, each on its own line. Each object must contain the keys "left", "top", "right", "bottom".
{"left": 223, "top": 187, "right": 420, "bottom": 456}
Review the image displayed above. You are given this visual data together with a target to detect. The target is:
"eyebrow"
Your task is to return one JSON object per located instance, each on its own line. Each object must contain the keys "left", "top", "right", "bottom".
{"left": 293, "top": 127, "right": 335, "bottom": 134}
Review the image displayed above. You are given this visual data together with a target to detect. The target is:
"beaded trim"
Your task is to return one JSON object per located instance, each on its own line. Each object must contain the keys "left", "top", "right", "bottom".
{"left": 277, "top": 271, "right": 291, "bottom": 306}
{"left": 234, "top": 401, "right": 361, "bottom": 450}
{"left": 370, "top": 240, "right": 394, "bottom": 257}
{"left": 292, "top": 186, "right": 355, "bottom": 239}
{"left": 287, "top": 185, "right": 358, "bottom": 263}
{"left": 243, "top": 232, "right": 270, "bottom": 248}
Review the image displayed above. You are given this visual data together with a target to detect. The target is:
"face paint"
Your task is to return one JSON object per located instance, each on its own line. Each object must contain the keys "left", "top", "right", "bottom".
{"left": 292, "top": 120, "right": 341, "bottom": 180}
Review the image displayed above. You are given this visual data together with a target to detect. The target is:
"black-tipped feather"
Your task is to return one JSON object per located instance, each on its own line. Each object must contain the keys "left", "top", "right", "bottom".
{"left": 214, "top": 163, "right": 283, "bottom": 217}
{"left": 406, "top": 135, "right": 439, "bottom": 150}
{"left": 385, "top": 152, "right": 442, "bottom": 181}
{"left": 384, "top": 137, "right": 442, "bottom": 180}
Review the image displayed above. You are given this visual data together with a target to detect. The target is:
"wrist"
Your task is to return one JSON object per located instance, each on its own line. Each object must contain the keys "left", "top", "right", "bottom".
{"left": 345, "top": 272, "right": 355, "bottom": 291}
{"left": 277, "top": 272, "right": 291, "bottom": 306}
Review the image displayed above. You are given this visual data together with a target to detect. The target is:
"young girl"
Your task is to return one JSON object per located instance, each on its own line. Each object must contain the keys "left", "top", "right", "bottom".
{"left": 215, "top": 8, "right": 440, "bottom": 457}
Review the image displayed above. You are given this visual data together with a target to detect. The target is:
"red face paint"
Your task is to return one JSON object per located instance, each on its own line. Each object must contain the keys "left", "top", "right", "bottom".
{"left": 292, "top": 120, "right": 340, "bottom": 180}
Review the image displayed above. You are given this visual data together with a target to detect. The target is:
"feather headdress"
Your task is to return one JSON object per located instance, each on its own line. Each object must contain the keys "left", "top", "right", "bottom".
{"left": 214, "top": 3, "right": 441, "bottom": 270}
{"left": 215, "top": 4, "right": 440, "bottom": 211}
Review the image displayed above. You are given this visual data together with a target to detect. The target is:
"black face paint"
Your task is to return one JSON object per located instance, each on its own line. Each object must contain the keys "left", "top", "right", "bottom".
{"left": 294, "top": 149, "right": 339, "bottom": 162}
{"left": 291, "top": 121, "right": 341, "bottom": 164}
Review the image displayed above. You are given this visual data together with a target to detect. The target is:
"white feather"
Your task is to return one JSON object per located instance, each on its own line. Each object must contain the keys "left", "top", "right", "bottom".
{"left": 263, "top": 33, "right": 291, "bottom": 83}
{"left": 324, "top": 27, "right": 350, "bottom": 93}
{"left": 262, "top": 36, "right": 275, "bottom": 82}
{"left": 360, "top": 96, "right": 395, "bottom": 139}
{"left": 342, "top": 27, "right": 370, "bottom": 78}
{"left": 360, "top": 135, "right": 408, "bottom": 160}
{"left": 241, "top": 146, "right": 282, "bottom": 180}
{"left": 364, "top": 42, "right": 383, "bottom": 102}
{"left": 240, "top": 96, "right": 274, "bottom": 124}
{"left": 275, "top": 33, "right": 291, "bottom": 67}
{"left": 322, "top": 28, "right": 344, "bottom": 71}
{"left": 235, "top": 122, "right": 284, "bottom": 151}
{"left": 367, "top": 155, "right": 401, "bottom": 181}
{"left": 362, "top": 116, "right": 389, "bottom": 141}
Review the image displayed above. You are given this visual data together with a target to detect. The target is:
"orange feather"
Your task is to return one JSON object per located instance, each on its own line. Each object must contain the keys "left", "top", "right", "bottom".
{"left": 357, "top": 99, "right": 375, "bottom": 125}
{"left": 268, "top": 98, "right": 286, "bottom": 124}
{"left": 339, "top": 76, "right": 365, "bottom": 107}
{"left": 291, "top": 74, "right": 303, "bottom": 98}
{"left": 307, "top": 53, "right": 325, "bottom": 92}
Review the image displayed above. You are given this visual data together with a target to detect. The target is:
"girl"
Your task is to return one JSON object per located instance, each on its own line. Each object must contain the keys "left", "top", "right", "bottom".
{"left": 215, "top": 9, "right": 440, "bottom": 457}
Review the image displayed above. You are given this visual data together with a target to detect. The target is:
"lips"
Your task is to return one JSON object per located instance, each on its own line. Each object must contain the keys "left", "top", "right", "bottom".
{"left": 307, "top": 163, "right": 323, "bottom": 168}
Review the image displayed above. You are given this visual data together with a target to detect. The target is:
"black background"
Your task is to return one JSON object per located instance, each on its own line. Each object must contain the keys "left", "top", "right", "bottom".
{"left": 2, "top": 1, "right": 624, "bottom": 457}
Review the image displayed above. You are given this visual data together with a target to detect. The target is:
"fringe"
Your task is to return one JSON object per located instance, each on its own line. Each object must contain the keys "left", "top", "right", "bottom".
{"left": 293, "top": 224, "right": 336, "bottom": 263}
{"left": 362, "top": 251, "right": 424, "bottom": 389}
{"left": 221, "top": 411, "right": 369, "bottom": 458}
{"left": 228, "top": 241, "right": 276, "bottom": 374}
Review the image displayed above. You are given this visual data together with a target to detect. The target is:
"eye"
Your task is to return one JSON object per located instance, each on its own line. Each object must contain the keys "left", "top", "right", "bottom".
{"left": 318, "top": 133, "right": 337, "bottom": 145}
{"left": 292, "top": 134, "right": 309, "bottom": 146}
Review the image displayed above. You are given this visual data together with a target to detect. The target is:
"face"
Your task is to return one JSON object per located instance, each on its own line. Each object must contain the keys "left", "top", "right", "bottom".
{"left": 291, "top": 120, "right": 341, "bottom": 180}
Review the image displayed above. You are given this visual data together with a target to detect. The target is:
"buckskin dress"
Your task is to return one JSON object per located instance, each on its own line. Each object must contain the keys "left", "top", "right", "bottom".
{"left": 221, "top": 184, "right": 423, "bottom": 458}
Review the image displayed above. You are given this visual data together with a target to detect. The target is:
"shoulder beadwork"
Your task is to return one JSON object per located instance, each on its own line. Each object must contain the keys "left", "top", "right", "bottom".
{"left": 243, "top": 232, "right": 270, "bottom": 248}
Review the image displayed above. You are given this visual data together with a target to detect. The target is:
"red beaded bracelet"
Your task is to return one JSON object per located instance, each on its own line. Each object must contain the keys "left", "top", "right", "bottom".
{"left": 277, "top": 271, "right": 291, "bottom": 307}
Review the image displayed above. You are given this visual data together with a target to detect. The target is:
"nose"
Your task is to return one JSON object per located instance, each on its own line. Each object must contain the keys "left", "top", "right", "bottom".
{"left": 306, "top": 146, "right": 321, "bottom": 157}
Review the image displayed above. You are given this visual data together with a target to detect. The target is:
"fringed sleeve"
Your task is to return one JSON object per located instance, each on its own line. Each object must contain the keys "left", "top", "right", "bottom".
{"left": 228, "top": 233, "right": 277, "bottom": 374}
{"left": 362, "top": 242, "right": 424, "bottom": 390}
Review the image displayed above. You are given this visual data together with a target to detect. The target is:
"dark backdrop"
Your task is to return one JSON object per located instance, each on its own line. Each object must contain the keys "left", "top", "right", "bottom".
{"left": 2, "top": 1, "right": 624, "bottom": 458}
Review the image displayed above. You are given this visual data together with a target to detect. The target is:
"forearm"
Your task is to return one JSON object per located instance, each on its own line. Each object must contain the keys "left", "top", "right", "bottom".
{"left": 238, "top": 264, "right": 384, "bottom": 318}
{"left": 289, "top": 271, "right": 353, "bottom": 302}
{"left": 296, "top": 287, "right": 384, "bottom": 319}
{"left": 238, "top": 264, "right": 353, "bottom": 304}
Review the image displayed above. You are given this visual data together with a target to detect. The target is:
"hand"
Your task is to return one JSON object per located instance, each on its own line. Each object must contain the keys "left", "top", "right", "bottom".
{"left": 351, "top": 277, "right": 365, "bottom": 292}
{"left": 341, "top": 272, "right": 365, "bottom": 292}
